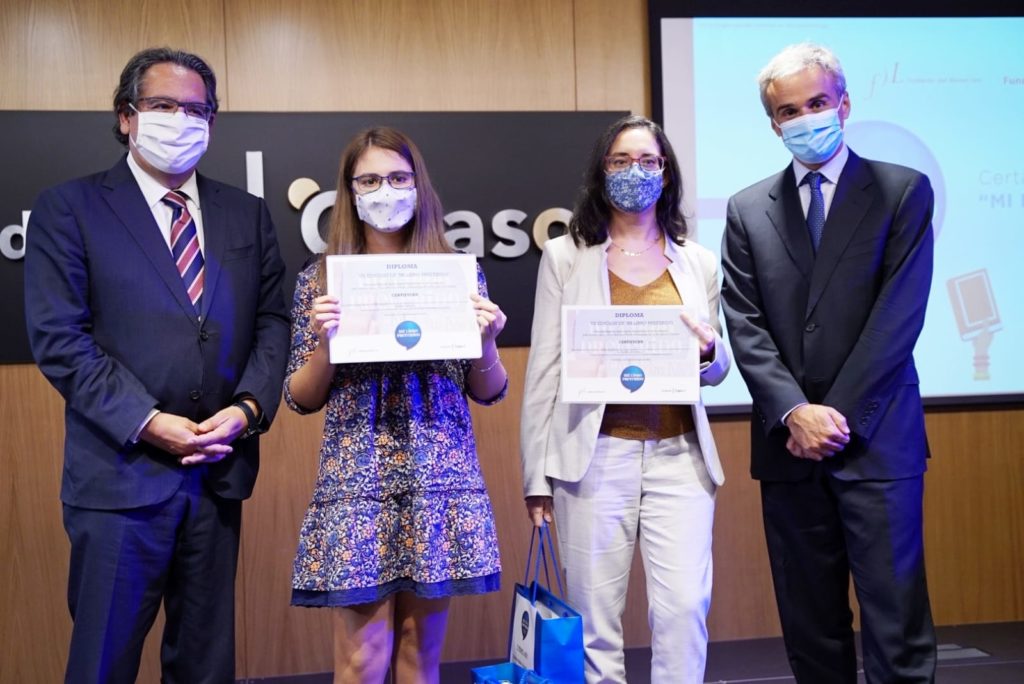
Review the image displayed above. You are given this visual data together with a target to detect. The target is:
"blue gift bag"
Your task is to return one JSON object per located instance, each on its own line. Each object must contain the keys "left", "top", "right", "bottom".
{"left": 507, "top": 524, "right": 584, "bottom": 684}
{"left": 470, "top": 661, "right": 552, "bottom": 683}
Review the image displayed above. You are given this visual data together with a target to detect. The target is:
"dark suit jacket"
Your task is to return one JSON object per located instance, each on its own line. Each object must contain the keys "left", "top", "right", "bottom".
{"left": 721, "top": 150, "right": 934, "bottom": 482}
{"left": 25, "top": 157, "right": 290, "bottom": 509}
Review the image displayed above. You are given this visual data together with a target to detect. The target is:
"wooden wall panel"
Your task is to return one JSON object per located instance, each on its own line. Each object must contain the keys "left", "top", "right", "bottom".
{"left": 0, "top": 0, "right": 227, "bottom": 111}
{"left": 0, "top": 365, "right": 68, "bottom": 683}
{"left": 923, "top": 408, "right": 1024, "bottom": 623}
{"left": 223, "top": 0, "right": 577, "bottom": 111}
{"left": 573, "top": 0, "right": 651, "bottom": 116}
{"left": 706, "top": 417, "right": 783, "bottom": 639}
{"left": 239, "top": 407, "right": 333, "bottom": 676}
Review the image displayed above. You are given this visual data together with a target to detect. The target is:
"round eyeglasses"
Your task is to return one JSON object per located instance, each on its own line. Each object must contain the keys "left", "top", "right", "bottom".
{"left": 351, "top": 171, "right": 416, "bottom": 195}
{"left": 604, "top": 154, "right": 666, "bottom": 174}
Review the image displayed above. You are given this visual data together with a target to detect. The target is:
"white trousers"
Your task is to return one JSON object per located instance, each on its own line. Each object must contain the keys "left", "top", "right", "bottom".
{"left": 552, "top": 432, "right": 716, "bottom": 684}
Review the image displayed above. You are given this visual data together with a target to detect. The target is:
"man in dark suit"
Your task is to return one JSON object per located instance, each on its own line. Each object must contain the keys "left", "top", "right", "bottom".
{"left": 24, "top": 47, "right": 289, "bottom": 683}
{"left": 721, "top": 43, "right": 937, "bottom": 683}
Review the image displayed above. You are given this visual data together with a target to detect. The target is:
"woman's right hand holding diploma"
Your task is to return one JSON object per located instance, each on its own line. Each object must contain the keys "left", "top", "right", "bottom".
{"left": 679, "top": 309, "right": 716, "bottom": 362}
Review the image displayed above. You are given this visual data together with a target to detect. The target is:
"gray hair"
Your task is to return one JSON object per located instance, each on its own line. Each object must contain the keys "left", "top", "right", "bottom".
{"left": 757, "top": 42, "right": 846, "bottom": 117}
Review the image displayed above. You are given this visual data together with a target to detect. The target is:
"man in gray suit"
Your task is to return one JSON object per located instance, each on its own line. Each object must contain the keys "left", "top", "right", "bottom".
{"left": 721, "top": 43, "right": 937, "bottom": 683}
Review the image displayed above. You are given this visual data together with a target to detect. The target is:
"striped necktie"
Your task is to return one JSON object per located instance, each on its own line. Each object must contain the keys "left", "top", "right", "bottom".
{"left": 803, "top": 171, "right": 826, "bottom": 253}
{"left": 162, "top": 190, "right": 204, "bottom": 312}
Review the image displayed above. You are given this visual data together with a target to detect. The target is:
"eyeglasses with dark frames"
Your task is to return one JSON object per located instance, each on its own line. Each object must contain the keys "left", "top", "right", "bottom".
{"left": 350, "top": 171, "right": 417, "bottom": 195}
{"left": 132, "top": 97, "right": 214, "bottom": 122}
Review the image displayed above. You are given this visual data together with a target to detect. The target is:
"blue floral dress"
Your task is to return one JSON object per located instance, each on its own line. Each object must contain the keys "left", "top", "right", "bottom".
{"left": 285, "top": 262, "right": 504, "bottom": 606}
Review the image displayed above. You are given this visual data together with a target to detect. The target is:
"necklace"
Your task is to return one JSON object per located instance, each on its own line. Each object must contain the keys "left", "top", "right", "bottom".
{"left": 611, "top": 236, "right": 661, "bottom": 257}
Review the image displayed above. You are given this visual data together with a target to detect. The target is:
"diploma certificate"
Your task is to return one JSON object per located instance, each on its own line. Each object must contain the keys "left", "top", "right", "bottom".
{"left": 326, "top": 253, "right": 481, "bottom": 363}
{"left": 560, "top": 305, "right": 699, "bottom": 404}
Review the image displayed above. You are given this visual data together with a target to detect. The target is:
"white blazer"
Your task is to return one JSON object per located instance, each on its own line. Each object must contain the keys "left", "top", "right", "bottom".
{"left": 520, "top": 234, "right": 731, "bottom": 497}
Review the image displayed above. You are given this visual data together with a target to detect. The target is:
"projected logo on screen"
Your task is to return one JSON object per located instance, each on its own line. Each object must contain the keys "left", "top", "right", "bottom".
{"left": 947, "top": 269, "right": 1001, "bottom": 381}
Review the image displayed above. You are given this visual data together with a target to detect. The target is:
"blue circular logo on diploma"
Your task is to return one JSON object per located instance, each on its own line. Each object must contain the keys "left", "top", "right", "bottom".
{"left": 394, "top": 320, "right": 422, "bottom": 350}
{"left": 620, "top": 365, "right": 645, "bottom": 393}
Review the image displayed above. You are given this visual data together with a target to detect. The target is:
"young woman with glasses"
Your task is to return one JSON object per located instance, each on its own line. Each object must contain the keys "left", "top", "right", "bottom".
{"left": 284, "top": 127, "right": 507, "bottom": 683}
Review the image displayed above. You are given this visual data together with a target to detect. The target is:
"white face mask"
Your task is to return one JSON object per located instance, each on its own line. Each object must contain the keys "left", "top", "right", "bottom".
{"left": 130, "top": 107, "right": 209, "bottom": 175}
{"left": 355, "top": 185, "right": 417, "bottom": 233}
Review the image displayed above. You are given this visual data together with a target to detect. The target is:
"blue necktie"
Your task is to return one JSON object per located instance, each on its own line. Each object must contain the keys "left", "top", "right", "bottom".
{"left": 804, "top": 171, "right": 825, "bottom": 253}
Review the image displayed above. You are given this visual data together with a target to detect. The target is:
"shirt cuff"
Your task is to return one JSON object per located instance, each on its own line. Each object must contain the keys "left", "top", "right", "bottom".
{"left": 130, "top": 409, "right": 160, "bottom": 444}
{"left": 781, "top": 402, "right": 808, "bottom": 428}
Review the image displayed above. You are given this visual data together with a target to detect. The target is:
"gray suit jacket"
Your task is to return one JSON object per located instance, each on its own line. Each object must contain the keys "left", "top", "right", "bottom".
{"left": 721, "top": 149, "right": 934, "bottom": 482}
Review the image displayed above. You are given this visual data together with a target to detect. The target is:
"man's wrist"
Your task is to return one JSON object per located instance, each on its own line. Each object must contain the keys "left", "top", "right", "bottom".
{"left": 232, "top": 399, "right": 260, "bottom": 438}
{"left": 782, "top": 402, "right": 808, "bottom": 428}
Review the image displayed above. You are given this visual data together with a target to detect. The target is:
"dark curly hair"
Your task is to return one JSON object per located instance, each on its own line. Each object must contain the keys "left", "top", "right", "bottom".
{"left": 112, "top": 47, "right": 219, "bottom": 146}
{"left": 568, "top": 115, "right": 688, "bottom": 247}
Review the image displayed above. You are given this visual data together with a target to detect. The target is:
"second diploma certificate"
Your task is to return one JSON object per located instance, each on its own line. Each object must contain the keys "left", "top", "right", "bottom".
{"left": 326, "top": 253, "right": 481, "bottom": 364}
{"left": 561, "top": 305, "right": 699, "bottom": 404}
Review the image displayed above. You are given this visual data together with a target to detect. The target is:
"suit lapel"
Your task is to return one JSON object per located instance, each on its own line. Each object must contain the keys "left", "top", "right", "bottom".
{"left": 765, "top": 166, "right": 814, "bottom": 281}
{"left": 196, "top": 176, "right": 225, "bottom": 320}
{"left": 805, "top": 152, "right": 872, "bottom": 317}
{"left": 101, "top": 159, "right": 199, "bottom": 323}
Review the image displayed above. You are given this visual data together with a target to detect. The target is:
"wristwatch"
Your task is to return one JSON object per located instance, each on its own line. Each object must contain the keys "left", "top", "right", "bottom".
{"left": 232, "top": 399, "right": 261, "bottom": 439}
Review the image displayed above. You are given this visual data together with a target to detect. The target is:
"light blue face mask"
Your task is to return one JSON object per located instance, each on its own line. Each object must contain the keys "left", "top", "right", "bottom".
{"left": 777, "top": 104, "right": 844, "bottom": 165}
{"left": 605, "top": 163, "right": 663, "bottom": 214}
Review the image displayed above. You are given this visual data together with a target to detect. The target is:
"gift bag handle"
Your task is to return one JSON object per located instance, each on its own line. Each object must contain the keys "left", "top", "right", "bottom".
{"left": 523, "top": 522, "right": 567, "bottom": 599}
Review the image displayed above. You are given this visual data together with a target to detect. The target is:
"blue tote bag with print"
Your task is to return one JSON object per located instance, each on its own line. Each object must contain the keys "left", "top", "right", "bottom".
{"left": 507, "top": 523, "right": 584, "bottom": 684}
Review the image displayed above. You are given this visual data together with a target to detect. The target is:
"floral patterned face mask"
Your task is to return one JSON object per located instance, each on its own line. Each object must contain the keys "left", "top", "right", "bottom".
{"left": 605, "top": 163, "right": 663, "bottom": 214}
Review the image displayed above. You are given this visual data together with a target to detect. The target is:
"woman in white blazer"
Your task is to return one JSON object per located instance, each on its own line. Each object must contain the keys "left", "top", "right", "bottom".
{"left": 520, "top": 116, "right": 730, "bottom": 684}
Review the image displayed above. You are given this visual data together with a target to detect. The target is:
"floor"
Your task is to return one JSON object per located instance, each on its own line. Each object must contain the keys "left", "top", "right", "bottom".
{"left": 240, "top": 620, "right": 1024, "bottom": 683}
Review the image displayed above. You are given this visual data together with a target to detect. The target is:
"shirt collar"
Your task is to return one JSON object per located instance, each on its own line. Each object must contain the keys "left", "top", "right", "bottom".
{"left": 792, "top": 143, "right": 849, "bottom": 187}
{"left": 126, "top": 152, "right": 201, "bottom": 210}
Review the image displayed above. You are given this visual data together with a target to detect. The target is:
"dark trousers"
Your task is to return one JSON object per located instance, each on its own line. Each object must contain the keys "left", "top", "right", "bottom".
{"left": 63, "top": 469, "right": 242, "bottom": 684}
{"left": 761, "top": 466, "right": 936, "bottom": 684}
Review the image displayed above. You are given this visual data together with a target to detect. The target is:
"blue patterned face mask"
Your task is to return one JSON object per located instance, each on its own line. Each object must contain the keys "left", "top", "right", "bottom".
{"left": 605, "top": 163, "right": 663, "bottom": 214}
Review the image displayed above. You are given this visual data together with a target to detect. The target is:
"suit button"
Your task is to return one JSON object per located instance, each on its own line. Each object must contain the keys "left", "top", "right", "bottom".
{"left": 200, "top": 330, "right": 209, "bottom": 341}
{"left": 189, "top": 390, "right": 201, "bottom": 401}
{"left": 805, "top": 323, "right": 817, "bottom": 332}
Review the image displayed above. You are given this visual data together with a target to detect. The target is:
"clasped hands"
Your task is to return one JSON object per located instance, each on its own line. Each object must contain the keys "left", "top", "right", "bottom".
{"left": 784, "top": 403, "right": 851, "bottom": 460}
{"left": 140, "top": 403, "right": 253, "bottom": 466}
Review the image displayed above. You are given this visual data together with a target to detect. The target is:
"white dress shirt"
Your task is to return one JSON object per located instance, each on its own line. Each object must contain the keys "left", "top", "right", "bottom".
{"left": 792, "top": 143, "right": 850, "bottom": 220}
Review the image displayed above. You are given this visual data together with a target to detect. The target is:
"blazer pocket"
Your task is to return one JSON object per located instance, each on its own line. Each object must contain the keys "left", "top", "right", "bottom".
{"left": 224, "top": 243, "right": 255, "bottom": 261}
